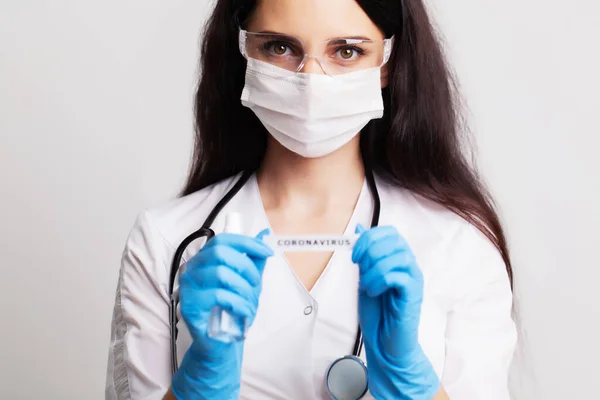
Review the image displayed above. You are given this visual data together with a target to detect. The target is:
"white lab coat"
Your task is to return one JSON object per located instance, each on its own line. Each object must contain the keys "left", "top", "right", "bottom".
{"left": 105, "top": 173, "right": 516, "bottom": 400}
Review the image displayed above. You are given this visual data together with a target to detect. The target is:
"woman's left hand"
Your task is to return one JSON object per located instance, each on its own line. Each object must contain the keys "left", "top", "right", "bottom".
{"left": 352, "top": 224, "right": 440, "bottom": 399}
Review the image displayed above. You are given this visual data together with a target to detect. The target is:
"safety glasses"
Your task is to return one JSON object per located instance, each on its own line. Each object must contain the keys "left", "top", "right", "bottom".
{"left": 239, "top": 29, "right": 394, "bottom": 78}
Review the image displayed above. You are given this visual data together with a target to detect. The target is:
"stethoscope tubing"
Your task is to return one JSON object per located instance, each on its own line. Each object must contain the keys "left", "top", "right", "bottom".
{"left": 168, "top": 168, "right": 380, "bottom": 376}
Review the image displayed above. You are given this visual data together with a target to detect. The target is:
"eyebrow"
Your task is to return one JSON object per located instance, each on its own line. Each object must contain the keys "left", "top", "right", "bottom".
{"left": 257, "top": 30, "right": 373, "bottom": 42}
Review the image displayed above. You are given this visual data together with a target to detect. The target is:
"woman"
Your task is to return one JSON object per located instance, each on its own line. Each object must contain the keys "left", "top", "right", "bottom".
{"left": 106, "top": 0, "right": 516, "bottom": 399}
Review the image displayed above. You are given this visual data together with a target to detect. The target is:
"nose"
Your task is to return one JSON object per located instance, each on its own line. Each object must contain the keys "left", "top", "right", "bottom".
{"left": 299, "top": 56, "right": 327, "bottom": 75}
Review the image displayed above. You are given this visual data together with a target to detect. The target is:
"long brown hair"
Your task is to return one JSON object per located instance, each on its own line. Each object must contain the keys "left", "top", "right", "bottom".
{"left": 182, "top": 0, "right": 513, "bottom": 286}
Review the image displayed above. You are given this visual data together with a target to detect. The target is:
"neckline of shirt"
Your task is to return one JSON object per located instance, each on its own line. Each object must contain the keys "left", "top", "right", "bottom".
{"left": 247, "top": 173, "right": 372, "bottom": 297}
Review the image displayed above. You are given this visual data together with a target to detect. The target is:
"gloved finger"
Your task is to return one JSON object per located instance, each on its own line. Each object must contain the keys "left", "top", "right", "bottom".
{"left": 204, "top": 232, "right": 274, "bottom": 259}
{"left": 211, "top": 288, "right": 257, "bottom": 320}
{"left": 352, "top": 225, "right": 401, "bottom": 265}
{"left": 191, "top": 245, "right": 262, "bottom": 286}
{"left": 248, "top": 255, "right": 268, "bottom": 279}
{"left": 182, "top": 265, "right": 258, "bottom": 305}
{"left": 251, "top": 229, "right": 271, "bottom": 275}
{"left": 359, "top": 250, "right": 416, "bottom": 292}
{"left": 362, "top": 270, "right": 414, "bottom": 297}
{"left": 255, "top": 228, "right": 271, "bottom": 242}
{"left": 181, "top": 287, "right": 257, "bottom": 324}
{"left": 357, "top": 235, "right": 403, "bottom": 274}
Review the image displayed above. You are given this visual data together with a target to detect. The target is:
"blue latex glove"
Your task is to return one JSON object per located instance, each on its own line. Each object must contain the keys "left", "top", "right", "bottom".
{"left": 172, "top": 230, "right": 273, "bottom": 400}
{"left": 352, "top": 224, "right": 440, "bottom": 399}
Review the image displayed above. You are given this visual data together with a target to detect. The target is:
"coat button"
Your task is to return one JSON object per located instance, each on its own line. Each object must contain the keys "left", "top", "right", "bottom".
{"left": 303, "top": 306, "right": 313, "bottom": 315}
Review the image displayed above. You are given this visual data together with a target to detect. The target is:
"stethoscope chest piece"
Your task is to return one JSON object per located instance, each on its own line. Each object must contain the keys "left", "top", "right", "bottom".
{"left": 326, "top": 355, "right": 368, "bottom": 400}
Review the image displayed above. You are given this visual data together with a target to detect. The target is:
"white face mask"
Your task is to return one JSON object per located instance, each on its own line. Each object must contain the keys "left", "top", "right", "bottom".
{"left": 240, "top": 59, "right": 385, "bottom": 158}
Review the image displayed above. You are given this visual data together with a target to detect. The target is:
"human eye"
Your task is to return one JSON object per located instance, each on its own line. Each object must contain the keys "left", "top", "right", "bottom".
{"left": 334, "top": 45, "right": 366, "bottom": 61}
{"left": 262, "top": 40, "right": 298, "bottom": 58}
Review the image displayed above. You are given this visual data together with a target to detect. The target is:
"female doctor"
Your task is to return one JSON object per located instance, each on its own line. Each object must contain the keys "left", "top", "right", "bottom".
{"left": 106, "top": 0, "right": 517, "bottom": 399}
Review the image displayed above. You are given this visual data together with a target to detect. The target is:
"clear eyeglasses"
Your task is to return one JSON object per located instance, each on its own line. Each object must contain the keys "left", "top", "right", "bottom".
{"left": 239, "top": 29, "right": 394, "bottom": 78}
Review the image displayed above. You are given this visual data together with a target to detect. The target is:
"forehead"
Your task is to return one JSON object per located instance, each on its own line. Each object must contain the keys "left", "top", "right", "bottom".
{"left": 247, "top": 0, "right": 384, "bottom": 41}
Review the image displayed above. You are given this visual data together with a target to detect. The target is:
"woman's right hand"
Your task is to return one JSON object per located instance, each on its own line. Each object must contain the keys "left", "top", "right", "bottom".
{"left": 171, "top": 230, "right": 273, "bottom": 400}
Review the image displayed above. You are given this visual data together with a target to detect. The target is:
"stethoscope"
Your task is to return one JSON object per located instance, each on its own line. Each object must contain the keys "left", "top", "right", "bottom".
{"left": 168, "top": 168, "right": 381, "bottom": 400}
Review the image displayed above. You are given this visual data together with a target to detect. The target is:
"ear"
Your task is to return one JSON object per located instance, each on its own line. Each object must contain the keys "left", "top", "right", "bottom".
{"left": 380, "top": 64, "right": 389, "bottom": 88}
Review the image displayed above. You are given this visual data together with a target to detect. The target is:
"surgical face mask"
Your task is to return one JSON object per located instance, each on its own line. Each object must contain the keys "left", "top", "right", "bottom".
{"left": 240, "top": 58, "right": 385, "bottom": 158}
